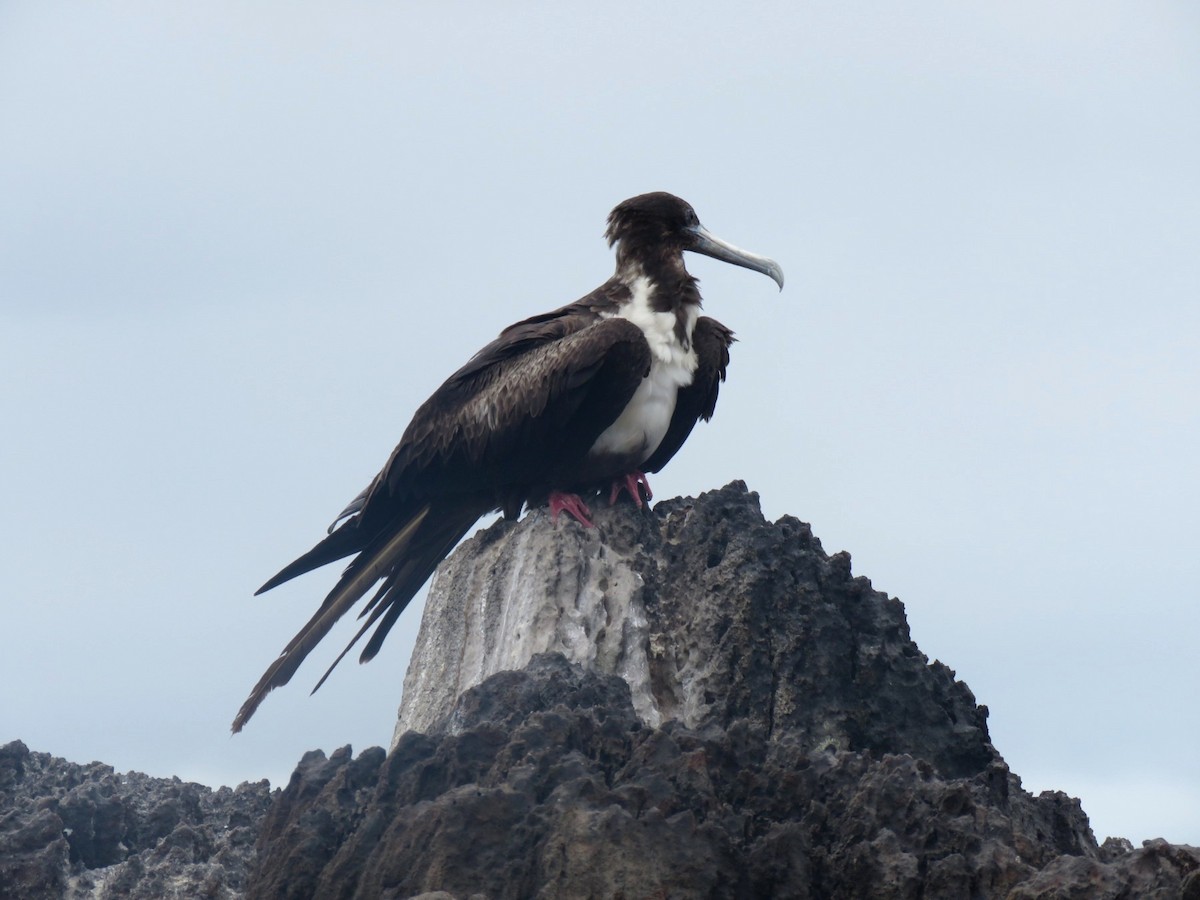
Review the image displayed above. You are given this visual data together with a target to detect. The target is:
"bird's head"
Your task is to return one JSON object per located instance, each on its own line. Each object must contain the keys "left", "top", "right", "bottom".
{"left": 605, "top": 192, "right": 784, "bottom": 290}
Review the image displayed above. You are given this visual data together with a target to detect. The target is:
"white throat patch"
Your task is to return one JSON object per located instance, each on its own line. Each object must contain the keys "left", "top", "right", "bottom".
{"left": 590, "top": 275, "right": 700, "bottom": 463}
{"left": 613, "top": 275, "right": 700, "bottom": 368}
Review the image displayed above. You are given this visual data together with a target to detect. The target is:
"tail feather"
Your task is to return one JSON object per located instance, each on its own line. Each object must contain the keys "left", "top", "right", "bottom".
{"left": 232, "top": 506, "right": 432, "bottom": 733}
{"left": 255, "top": 520, "right": 367, "bottom": 596}
{"left": 358, "top": 514, "right": 475, "bottom": 662}
{"left": 308, "top": 510, "right": 474, "bottom": 694}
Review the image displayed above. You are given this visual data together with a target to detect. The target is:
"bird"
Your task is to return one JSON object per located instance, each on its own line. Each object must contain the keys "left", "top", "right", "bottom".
{"left": 232, "top": 192, "right": 783, "bottom": 732}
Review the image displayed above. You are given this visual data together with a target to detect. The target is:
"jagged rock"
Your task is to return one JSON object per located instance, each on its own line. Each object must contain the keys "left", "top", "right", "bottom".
{"left": 1008, "top": 838, "right": 1200, "bottom": 900}
{"left": 397, "top": 481, "right": 993, "bottom": 780}
{"left": 247, "top": 483, "right": 1200, "bottom": 899}
{"left": 252, "top": 654, "right": 1199, "bottom": 899}
{"left": 0, "top": 740, "right": 273, "bottom": 899}
{"left": 9, "top": 483, "right": 1197, "bottom": 898}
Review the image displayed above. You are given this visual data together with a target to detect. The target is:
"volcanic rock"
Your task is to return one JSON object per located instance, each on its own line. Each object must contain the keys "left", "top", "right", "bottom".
{"left": 248, "top": 483, "right": 1200, "bottom": 899}
{"left": 0, "top": 739, "right": 272, "bottom": 899}
{"left": 8, "top": 483, "right": 1196, "bottom": 898}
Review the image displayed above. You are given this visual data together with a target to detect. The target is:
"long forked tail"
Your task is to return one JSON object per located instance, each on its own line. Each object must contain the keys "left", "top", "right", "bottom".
{"left": 231, "top": 502, "right": 480, "bottom": 733}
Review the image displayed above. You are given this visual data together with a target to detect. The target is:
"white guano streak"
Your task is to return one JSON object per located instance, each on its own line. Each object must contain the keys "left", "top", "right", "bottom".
{"left": 589, "top": 275, "right": 699, "bottom": 461}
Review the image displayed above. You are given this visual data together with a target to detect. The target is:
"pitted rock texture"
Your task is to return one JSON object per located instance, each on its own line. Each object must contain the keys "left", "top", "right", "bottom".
{"left": 0, "top": 740, "right": 273, "bottom": 899}
{"left": 10, "top": 483, "right": 1197, "bottom": 898}
{"left": 252, "top": 655, "right": 1200, "bottom": 899}
{"left": 398, "top": 481, "right": 993, "bottom": 781}
{"left": 253, "top": 484, "right": 1196, "bottom": 899}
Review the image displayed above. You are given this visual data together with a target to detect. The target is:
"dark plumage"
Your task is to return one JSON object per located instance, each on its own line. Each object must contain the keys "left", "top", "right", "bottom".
{"left": 232, "top": 192, "right": 783, "bottom": 732}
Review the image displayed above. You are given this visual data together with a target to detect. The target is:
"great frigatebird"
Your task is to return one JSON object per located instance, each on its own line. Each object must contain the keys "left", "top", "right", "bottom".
{"left": 232, "top": 191, "right": 783, "bottom": 732}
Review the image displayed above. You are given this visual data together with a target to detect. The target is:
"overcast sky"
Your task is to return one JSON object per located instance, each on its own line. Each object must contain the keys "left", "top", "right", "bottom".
{"left": 2, "top": 2, "right": 1197, "bottom": 846}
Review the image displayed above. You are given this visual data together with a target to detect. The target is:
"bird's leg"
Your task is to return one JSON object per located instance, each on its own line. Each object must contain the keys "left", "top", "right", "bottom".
{"left": 549, "top": 491, "right": 594, "bottom": 528}
{"left": 608, "top": 471, "right": 653, "bottom": 509}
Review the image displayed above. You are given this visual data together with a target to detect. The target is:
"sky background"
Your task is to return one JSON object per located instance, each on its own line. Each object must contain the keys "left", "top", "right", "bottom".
{"left": 2, "top": 2, "right": 1197, "bottom": 846}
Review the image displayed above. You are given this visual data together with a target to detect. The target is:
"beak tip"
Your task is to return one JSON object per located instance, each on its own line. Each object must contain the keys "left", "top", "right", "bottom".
{"left": 686, "top": 224, "right": 784, "bottom": 291}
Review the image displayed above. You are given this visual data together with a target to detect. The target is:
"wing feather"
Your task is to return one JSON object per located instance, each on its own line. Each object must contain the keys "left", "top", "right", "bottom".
{"left": 235, "top": 303, "right": 652, "bottom": 732}
{"left": 376, "top": 315, "right": 651, "bottom": 499}
{"left": 231, "top": 506, "right": 431, "bottom": 732}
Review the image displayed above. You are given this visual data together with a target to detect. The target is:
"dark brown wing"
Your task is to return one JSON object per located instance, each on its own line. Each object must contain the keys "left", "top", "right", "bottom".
{"left": 642, "top": 316, "right": 735, "bottom": 474}
{"left": 234, "top": 302, "right": 650, "bottom": 732}
{"left": 372, "top": 312, "right": 651, "bottom": 501}
{"left": 255, "top": 293, "right": 639, "bottom": 593}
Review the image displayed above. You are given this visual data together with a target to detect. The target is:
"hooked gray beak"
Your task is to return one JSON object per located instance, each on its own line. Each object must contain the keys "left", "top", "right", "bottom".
{"left": 686, "top": 224, "right": 784, "bottom": 290}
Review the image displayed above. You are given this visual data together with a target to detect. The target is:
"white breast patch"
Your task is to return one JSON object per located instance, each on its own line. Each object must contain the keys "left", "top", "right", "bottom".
{"left": 589, "top": 276, "right": 699, "bottom": 462}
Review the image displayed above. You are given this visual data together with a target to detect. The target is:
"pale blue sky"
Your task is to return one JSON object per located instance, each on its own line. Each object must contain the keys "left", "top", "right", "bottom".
{"left": 2, "top": 2, "right": 1197, "bottom": 845}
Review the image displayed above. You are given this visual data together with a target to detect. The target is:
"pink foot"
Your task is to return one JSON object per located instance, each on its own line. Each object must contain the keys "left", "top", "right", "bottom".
{"left": 608, "top": 471, "right": 653, "bottom": 509}
{"left": 549, "top": 491, "right": 594, "bottom": 528}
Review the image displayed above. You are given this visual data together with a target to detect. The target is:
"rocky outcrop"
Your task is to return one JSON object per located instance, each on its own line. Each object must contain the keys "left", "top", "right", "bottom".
{"left": 251, "top": 656, "right": 1199, "bottom": 899}
{"left": 0, "top": 740, "right": 272, "bottom": 899}
{"left": 8, "top": 483, "right": 1197, "bottom": 898}
{"left": 249, "top": 483, "right": 1199, "bottom": 899}
{"left": 396, "top": 482, "right": 992, "bottom": 780}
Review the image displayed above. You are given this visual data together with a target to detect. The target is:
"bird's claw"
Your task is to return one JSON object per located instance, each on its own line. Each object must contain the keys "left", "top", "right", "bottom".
{"left": 549, "top": 491, "right": 594, "bottom": 528}
{"left": 608, "top": 472, "right": 652, "bottom": 509}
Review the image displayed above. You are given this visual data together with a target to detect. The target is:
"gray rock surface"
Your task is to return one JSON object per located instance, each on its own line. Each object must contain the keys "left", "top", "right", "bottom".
{"left": 8, "top": 483, "right": 1197, "bottom": 898}
{"left": 397, "top": 481, "right": 993, "bottom": 781}
{"left": 0, "top": 740, "right": 273, "bottom": 899}
{"left": 249, "top": 482, "right": 1198, "bottom": 899}
{"left": 252, "top": 655, "right": 1200, "bottom": 899}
